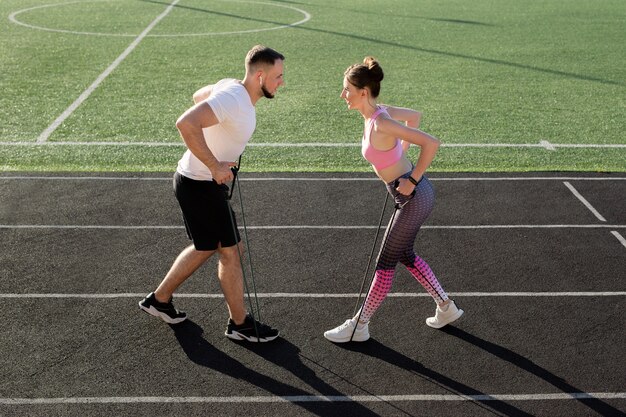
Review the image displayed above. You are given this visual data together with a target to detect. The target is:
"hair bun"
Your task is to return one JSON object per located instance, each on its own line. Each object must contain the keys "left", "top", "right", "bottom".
{"left": 363, "top": 56, "right": 384, "bottom": 82}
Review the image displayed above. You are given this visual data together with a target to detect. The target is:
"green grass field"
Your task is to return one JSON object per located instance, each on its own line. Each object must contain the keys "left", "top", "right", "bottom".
{"left": 1, "top": 0, "right": 624, "bottom": 172}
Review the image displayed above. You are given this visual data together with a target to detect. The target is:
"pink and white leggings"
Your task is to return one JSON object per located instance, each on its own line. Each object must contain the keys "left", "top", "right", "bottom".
{"left": 359, "top": 174, "right": 448, "bottom": 324}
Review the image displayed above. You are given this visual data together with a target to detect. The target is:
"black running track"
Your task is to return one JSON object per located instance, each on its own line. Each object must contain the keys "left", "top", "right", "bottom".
{"left": 0, "top": 172, "right": 625, "bottom": 417}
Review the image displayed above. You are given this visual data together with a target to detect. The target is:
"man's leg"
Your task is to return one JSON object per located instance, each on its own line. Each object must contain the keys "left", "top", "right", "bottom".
{"left": 140, "top": 244, "right": 214, "bottom": 324}
{"left": 155, "top": 244, "right": 215, "bottom": 302}
{"left": 219, "top": 241, "right": 279, "bottom": 342}
{"left": 216, "top": 242, "right": 247, "bottom": 324}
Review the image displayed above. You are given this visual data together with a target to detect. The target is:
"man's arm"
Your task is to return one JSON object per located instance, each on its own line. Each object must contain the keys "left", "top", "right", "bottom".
{"left": 192, "top": 85, "right": 213, "bottom": 104}
{"left": 175, "top": 101, "right": 235, "bottom": 184}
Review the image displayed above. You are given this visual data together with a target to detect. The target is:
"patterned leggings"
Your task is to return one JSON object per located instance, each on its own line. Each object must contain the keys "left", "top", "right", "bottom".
{"left": 359, "top": 174, "right": 448, "bottom": 323}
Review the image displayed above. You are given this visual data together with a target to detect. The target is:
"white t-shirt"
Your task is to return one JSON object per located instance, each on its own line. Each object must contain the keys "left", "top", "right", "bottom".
{"left": 176, "top": 78, "right": 256, "bottom": 181}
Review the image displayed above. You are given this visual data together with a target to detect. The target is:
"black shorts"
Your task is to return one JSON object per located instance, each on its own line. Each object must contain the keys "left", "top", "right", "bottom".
{"left": 173, "top": 172, "right": 240, "bottom": 251}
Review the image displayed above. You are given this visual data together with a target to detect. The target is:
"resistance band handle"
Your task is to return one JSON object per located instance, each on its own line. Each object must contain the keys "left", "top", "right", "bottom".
{"left": 227, "top": 166, "right": 239, "bottom": 201}
{"left": 393, "top": 179, "right": 418, "bottom": 197}
{"left": 392, "top": 179, "right": 417, "bottom": 210}
{"left": 227, "top": 155, "right": 242, "bottom": 201}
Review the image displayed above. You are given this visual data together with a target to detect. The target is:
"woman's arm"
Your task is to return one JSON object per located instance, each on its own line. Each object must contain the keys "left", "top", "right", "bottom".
{"left": 376, "top": 114, "right": 440, "bottom": 186}
{"left": 386, "top": 106, "right": 422, "bottom": 151}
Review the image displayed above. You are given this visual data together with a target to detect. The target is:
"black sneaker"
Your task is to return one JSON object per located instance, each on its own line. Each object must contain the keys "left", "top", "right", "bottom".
{"left": 225, "top": 314, "right": 279, "bottom": 342}
{"left": 139, "top": 292, "right": 187, "bottom": 324}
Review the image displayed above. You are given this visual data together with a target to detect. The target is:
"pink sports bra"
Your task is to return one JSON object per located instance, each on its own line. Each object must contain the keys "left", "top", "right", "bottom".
{"left": 361, "top": 107, "right": 403, "bottom": 170}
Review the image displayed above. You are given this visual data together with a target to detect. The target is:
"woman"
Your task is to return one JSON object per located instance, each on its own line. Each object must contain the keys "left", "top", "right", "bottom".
{"left": 324, "top": 57, "right": 463, "bottom": 343}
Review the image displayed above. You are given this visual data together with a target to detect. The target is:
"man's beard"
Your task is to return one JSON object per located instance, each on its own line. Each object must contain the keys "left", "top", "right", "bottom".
{"left": 261, "top": 85, "right": 274, "bottom": 99}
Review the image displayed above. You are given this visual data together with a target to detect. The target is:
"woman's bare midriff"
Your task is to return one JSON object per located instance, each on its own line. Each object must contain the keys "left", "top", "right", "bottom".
{"left": 373, "top": 155, "right": 413, "bottom": 183}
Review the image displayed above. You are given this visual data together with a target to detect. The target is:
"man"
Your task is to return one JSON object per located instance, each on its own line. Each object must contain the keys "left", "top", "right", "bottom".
{"left": 139, "top": 45, "right": 284, "bottom": 342}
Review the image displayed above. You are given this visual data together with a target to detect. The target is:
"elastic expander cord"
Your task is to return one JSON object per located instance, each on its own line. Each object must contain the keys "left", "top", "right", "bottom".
{"left": 352, "top": 191, "right": 389, "bottom": 317}
{"left": 226, "top": 158, "right": 261, "bottom": 340}
{"left": 350, "top": 191, "right": 400, "bottom": 341}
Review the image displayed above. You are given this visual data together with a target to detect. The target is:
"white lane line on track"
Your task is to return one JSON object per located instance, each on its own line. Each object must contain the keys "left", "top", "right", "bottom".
{"left": 563, "top": 182, "right": 607, "bottom": 222}
{"left": 2, "top": 292, "right": 625, "bottom": 298}
{"left": 1, "top": 393, "right": 624, "bottom": 404}
{"left": 1, "top": 176, "right": 625, "bottom": 181}
{"left": 36, "top": 0, "right": 180, "bottom": 143}
{"left": 1, "top": 224, "right": 625, "bottom": 230}
{"left": 611, "top": 231, "right": 626, "bottom": 249}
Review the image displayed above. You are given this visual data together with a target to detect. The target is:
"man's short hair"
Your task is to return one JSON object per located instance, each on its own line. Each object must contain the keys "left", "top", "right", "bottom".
{"left": 245, "top": 45, "right": 285, "bottom": 70}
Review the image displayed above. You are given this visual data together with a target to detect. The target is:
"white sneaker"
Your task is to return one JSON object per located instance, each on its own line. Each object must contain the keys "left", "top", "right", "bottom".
{"left": 324, "top": 318, "right": 370, "bottom": 343}
{"left": 426, "top": 300, "right": 464, "bottom": 329}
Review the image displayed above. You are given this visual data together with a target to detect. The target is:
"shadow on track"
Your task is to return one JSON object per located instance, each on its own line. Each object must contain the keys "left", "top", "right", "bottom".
{"left": 339, "top": 338, "right": 534, "bottom": 417}
{"left": 170, "top": 320, "right": 382, "bottom": 417}
{"left": 237, "top": 337, "right": 420, "bottom": 416}
{"left": 442, "top": 326, "right": 625, "bottom": 417}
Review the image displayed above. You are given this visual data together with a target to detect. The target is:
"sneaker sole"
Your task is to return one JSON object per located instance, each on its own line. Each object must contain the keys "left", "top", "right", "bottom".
{"left": 426, "top": 308, "right": 464, "bottom": 329}
{"left": 323, "top": 332, "right": 370, "bottom": 343}
{"left": 225, "top": 330, "right": 279, "bottom": 343}
{"left": 139, "top": 303, "right": 187, "bottom": 324}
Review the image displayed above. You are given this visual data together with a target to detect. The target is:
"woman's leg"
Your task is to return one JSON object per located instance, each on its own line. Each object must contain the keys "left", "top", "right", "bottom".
{"left": 395, "top": 177, "right": 462, "bottom": 327}
{"left": 358, "top": 177, "right": 436, "bottom": 323}
{"left": 402, "top": 252, "right": 449, "bottom": 305}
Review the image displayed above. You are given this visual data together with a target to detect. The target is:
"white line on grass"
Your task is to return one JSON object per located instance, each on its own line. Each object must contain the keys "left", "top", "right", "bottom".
{"left": 1, "top": 176, "right": 625, "bottom": 181}
{"left": 563, "top": 182, "right": 607, "bottom": 222}
{"left": 1, "top": 292, "right": 625, "bottom": 299}
{"left": 540, "top": 140, "right": 556, "bottom": 150}
{"left": 0, "top": 224, "right": 625, "bottom": 230}
{"left": 611, "top": 231, "right": 626, "bottom": 249}
{"left": 9, "top": 0, "right": 311, "bottom": 37}
{"left": 1, "top": 393, "right": 624, "bottom": 405}
{"left": 36, "top": 0, "right": 180, "bottom": 143}
{"left": 4, "top": 140, "right": 626, "bottom": 148}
